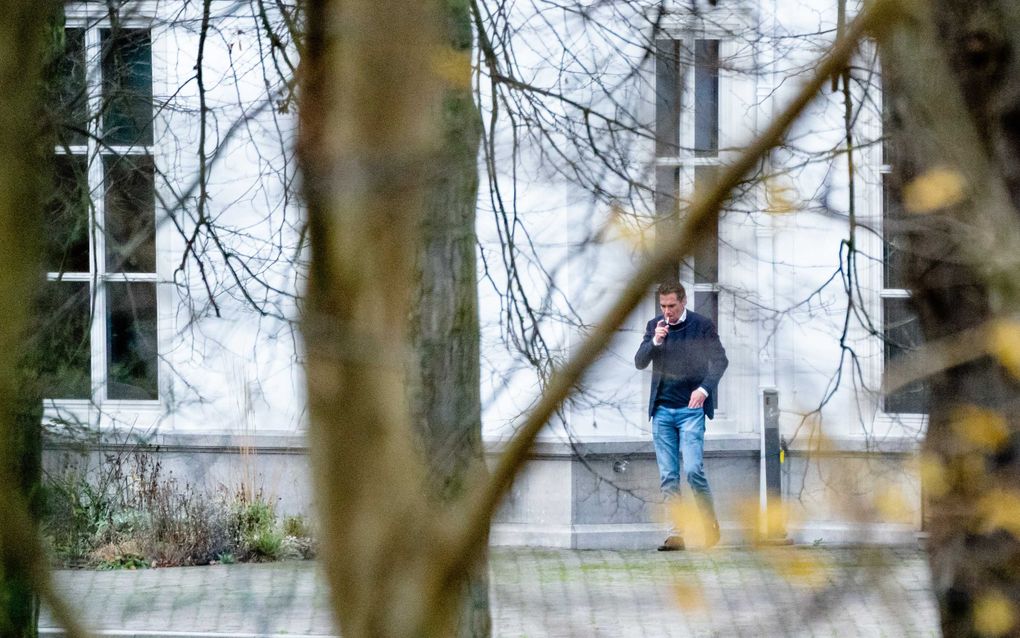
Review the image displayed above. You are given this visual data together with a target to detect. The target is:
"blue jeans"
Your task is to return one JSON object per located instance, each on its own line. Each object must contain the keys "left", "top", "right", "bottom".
{"left": 652, "top": 405, "right": 717, "bottom": 524}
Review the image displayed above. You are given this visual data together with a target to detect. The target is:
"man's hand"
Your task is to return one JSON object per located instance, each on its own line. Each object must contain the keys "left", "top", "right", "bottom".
{"left": 688, "top": 387, "right": 708, "bottom": 409}
{"left": 652, "top": 320, "right": 668, "bottom": 346}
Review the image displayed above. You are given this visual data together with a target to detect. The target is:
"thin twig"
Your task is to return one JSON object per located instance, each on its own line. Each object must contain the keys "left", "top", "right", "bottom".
{"left": 438, "top": 0, "right": 894, "bottom": 594}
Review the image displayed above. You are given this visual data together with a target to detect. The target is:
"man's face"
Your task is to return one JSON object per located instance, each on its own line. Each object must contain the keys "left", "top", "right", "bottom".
{"left": 659, "top": 293, "right": 686, "bottom": 323}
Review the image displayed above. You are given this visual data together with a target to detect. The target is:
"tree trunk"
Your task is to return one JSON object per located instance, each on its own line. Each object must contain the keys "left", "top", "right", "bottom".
{"left": 0, "top": 3, "right": 59, "bottom": 637}
{"left": 298, "top": 0, "right": 489, "bottom": 636}
{"left": 880, "top": 1, "right": 1020, "bottom": 635}
{"left": 407, "top": 0, "right": 491, "bottom": 635}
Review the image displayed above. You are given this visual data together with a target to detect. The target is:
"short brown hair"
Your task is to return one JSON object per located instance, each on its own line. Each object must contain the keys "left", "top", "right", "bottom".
{"left": 656, "top": 282, "right": 686, "bottom": 300}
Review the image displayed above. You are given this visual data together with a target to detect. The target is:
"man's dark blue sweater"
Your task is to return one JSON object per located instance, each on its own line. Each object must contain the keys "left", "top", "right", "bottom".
{"left": 634, "top": 310, "right": 728, "bottom": 420}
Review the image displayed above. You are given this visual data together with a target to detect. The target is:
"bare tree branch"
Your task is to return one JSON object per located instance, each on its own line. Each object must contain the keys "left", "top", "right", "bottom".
{"left": 440, "top": 0, "right": 894, "bottom": 594}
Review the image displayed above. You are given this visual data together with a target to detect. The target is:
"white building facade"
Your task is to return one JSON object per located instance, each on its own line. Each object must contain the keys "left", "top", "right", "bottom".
{"left": 44, "top": 0, "right": 925, "bottom": 547}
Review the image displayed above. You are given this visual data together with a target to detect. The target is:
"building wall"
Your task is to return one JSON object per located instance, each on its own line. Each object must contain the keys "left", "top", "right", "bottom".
{"left": 46, "top": 2, "right": 305, "bottom": 440}
{"left": 43, "top": 0, "right": 927, "bottom": 547}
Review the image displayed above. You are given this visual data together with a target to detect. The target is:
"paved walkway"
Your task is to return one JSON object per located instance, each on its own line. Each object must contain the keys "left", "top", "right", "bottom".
{"left": 41, "top": 546, "right": 939, "bottom": 637}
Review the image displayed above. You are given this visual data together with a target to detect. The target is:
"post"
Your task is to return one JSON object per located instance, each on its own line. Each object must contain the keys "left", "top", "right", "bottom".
{"left": 761, "top": 388, "right": 790, "bottom": 543}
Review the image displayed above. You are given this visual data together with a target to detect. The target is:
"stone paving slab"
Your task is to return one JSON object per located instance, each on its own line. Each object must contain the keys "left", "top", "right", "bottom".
{"left": 40, "top": 547, "right": 939, "bottom": 637}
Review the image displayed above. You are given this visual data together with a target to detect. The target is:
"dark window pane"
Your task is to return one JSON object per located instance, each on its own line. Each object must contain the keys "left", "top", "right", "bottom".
{"left": 881, "top": 54, "right": 912, "bottom": 290}
{"left": 655, "top": 166, "right": 681, "bottom": 281}
{"left": 53, "top": 28, "right": 88, "bottom": 146}
{"left": 101, "top": 28, "right": 152, "bottom": 145}
{"left": 655, "top": 166, "right": 679, "bottom": 217}
{"left": 880, "top": 57, "right": 901, "bottom": 169}
{"left": 696, "top": 290, "right": 719, "bottom": 328}
{"left": 884, "top": 297, "right": 928, "bottom": 413}
{"left": 107, "top": 282, "right": 158, "bottom": 399}
{"left": 883, "top": 174, "right": 910, "bottom": 289}
{"left": 693, "top": 166, "right": 719, "bottom": 284}
{"left": 655, "top": 40, "right": 681, "bottom": 157}
{"left": 694, "top": 40, "right": 719, "bottom": 158}
{"left": 104, "top": 154, "right": 155, "bottom": 272}
{"left": 46, "top": 155, "right": 91, "bottom": 274}
{"left": 39, "top": 282, "right": 92, "bottom": 399}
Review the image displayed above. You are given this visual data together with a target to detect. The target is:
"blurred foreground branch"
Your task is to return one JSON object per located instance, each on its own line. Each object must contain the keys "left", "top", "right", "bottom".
{"left": 0, "top": 2, "right": 91, "bottom": 637}
{"left": 443, "top": 0, "right": 893, "bottom": 585}
{"left": 878, "top": 0, "right": 1020, "bottom": 633}
{"left": 297, "top": 0, "right": 893, "bottom": 636}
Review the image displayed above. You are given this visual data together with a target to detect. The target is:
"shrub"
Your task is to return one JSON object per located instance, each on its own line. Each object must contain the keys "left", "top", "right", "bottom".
{"left": 233, "top": 499, "right": 275, "bottom": 542}
{"left": 42, "top": 463, "right": 115, "bottom": 564}
{"left": 279, "top": 535, "right": 315, "bottom": 560}
{"left": 97, "top": 553, "right": 149, "bottom": 570}
{"left": 90, "top": 540, "right": 146, "bottom": 568}
{"left": 230, "top": 494, "right": 283, "bottom": 561}
{"left": 42, "top": 452, "right": 310, "bottom": 568}
{"left": 282, "top": 514, "right": 311, "bottom": 538}
{"left": 250, "top": 528, "right": 285, "bottom": 560}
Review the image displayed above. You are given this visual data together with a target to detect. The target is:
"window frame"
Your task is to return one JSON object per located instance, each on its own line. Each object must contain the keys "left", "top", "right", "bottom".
{"left": 48, "top": 11, "right": 162, "bottom": 407}
{"left": 877, "top": 56, "right": 928, "bottom": 418}
{"left": 653, "top": 35, "right": 723, "bottom": 326}
{"left": 879, "top": 158, "right": 928, "bottom": 416}
{"left": 653, "top": 26, "right": 729, "bottom": 419}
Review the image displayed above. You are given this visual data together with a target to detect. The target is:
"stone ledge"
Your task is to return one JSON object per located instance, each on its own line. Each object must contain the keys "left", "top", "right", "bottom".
{"left": 491, "top": 522, "right": 758, "bottom": 549}
{"left": 44, "top": 430, "right": 308, "bottom": 456}
{"left": 43, "top": 431, "right": 923, "bottom": 458}
{"left": 40, "top": 631, "right": 337, "bottom": 638}
{"left": 485, "top": 435, "right": 762, "bottom": 458}
{"left": 785, "top": 436, "right": 922, "bottom": 456}
{"left": 788, "top": 522, "right": 923, "bottom": 546}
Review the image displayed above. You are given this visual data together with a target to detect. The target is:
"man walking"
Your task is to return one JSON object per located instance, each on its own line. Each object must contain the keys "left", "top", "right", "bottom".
{"left": 635, "top": 282, "right": 728, "bottom": 550}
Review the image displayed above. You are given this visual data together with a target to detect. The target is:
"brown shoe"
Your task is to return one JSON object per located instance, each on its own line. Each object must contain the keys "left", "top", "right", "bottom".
{"left": 657, "top": 535, "right": 686, "bottom": 551}
{"left": 704, "top": 521, "right": 721, "bottom": 549}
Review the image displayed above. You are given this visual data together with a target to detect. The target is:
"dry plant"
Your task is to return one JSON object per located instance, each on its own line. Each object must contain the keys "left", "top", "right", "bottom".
{"left": 42, "top": 450, "right": 303, "bottom": 567}
{"left": 231, "top": 359, "right": 282, "bottom": 507}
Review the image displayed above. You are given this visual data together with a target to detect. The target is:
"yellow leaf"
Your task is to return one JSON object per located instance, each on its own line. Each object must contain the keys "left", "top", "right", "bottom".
{"left": 667, "top": 499, "right": 708, "bottom": 545}
{"left": 989, "top": 320, "right": 1020, "bottom": 379}
{"left": 902, "top": 167, "right": 966, "bottom": 213}
{"left": 430, "top": 47, "right": 473, "bottom": 89}
{"left": 875, "top": 486, "right": 914, "bottom": 524}
{"left": 977, "top": 489, "right": 1020, "bottom": 538}
{"left": 735, "top": 498, "right": 761, "bottom": 538}
{"left": 761, "top": 501, "right": 796, "bottom": 541}
{"left": 951, "top": 405, "right": 1010, "bottom": 452}
{"left": 605, "top": 200, "right": 651, "bottom": 248}
{"left": 673, "top": 582, "right": 706, "bottom": 611}
{"left": 766, "top": 177, "right": 799, "bottom": 214}
{"left": 974, "top": 591, "right": 1016, "bottom": 637}
{"left": 919, "top": 453, "right": 950, "bottom": 498}
{"left": 773, "top": 552, "right": 828, "bottom": 587}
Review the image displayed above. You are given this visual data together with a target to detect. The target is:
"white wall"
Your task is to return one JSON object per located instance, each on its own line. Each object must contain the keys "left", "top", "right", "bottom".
{"left": 477, "top": 0, "right": 926, "bottom": 452}
{"left": 47, "top": 3, "right": 305, "bottom": 440}
{"left": 49, "top": 0, "right": 926, "bottom": 458}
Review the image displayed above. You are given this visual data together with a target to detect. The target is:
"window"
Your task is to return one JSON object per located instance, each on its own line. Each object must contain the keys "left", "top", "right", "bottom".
{"left": 654, "top": 37, "right": 721, "bottom": 325}
{"left": 881, "top": 97, "right": 927, "bottom": 414}
{"left": 43, "top": 22, "right": 159, "bottom": 402}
